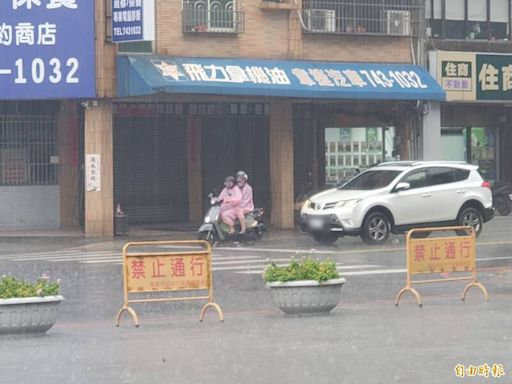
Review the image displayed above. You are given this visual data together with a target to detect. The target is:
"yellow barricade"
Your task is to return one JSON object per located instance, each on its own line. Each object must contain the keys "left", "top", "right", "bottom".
{"left": 395, "top": 226, "right": 488, "bottom": 308}
{"left": 115, "top": 240, "right": 223, "bottom": 327}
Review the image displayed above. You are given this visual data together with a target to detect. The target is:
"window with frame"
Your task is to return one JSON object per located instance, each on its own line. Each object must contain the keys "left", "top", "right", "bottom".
{"left": 426, "top": 0, "right": 510, "bottom": 40}
{"left": 427, "top": 167, "right": 454, "bottom": 186}
{"left": 182, "top": 0, "right": 243, "bottom": 33}
{"left": 402, "top": 169, "right": 428, "bottom": 189}
{"left": 0, "top": 116, "right": 58, "bottom": 186}
{"left": 302, "top": 0, "right": 424, "bottom": 36}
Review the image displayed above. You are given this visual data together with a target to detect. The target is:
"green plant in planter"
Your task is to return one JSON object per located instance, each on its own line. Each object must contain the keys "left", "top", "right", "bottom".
{"left": 264, "top": 257, "right": 339, "bottom": 283}
{"left": 0, "top": 275, "right": 60, "bottom": 299}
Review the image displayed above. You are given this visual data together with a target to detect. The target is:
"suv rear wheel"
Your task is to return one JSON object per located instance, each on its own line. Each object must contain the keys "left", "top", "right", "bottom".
{"left": 456, "top": 207, "right": 483, "bottom": 236}
{"left": 361, "top": 212, "right": 391, "bottom": 245}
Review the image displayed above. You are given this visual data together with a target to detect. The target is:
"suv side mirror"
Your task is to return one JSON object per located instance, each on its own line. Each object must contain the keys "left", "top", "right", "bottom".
{"left": 395, "top": 182, "right": 411, "bottom": 192}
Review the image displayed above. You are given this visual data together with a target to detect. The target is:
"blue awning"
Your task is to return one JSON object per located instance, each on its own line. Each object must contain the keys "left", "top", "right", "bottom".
{"left": 117, "top": 55, "right": 445, "bottom": 101}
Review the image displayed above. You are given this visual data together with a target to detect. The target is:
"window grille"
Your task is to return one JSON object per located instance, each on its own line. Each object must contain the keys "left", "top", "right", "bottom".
{"left": 182, "top": 0, "right": 244, "bottom": 33}
{"left": 302, "top": 0, "right": 424, "bottom": 37}
{"left": 0, "top": 116, "right": 58, "bottom": 186}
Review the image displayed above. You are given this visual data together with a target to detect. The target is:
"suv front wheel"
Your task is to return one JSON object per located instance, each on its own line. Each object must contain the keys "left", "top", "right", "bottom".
{"left": 361, "top": 211, "right": 391, "bottom": 245}
{"left": 456, "top": 207, "right": 483, "bottom": 236}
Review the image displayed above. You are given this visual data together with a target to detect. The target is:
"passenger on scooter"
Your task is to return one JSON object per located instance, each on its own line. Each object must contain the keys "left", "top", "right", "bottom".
{"left": 236, "top": 171, "right": 254, "bottom": 234}
{"left": 218, "top": 176, "right": 242, "bottom": 234}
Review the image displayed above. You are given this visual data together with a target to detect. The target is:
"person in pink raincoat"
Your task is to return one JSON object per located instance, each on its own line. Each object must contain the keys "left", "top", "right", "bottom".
{"left": 235, "top": 171, "right": 254, "bottom": 234}
{"left": 218, "top": 176, "right": 242, "bottom": 234}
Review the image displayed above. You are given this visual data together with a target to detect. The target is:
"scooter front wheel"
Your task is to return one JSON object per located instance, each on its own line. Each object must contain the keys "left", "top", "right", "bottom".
{"left": 198, "top": 230, "right": 217, "bottom": 246}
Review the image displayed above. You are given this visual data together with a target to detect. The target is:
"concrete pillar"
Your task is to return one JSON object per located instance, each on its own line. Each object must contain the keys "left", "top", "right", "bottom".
{"left": 84, "top": 101, "right": 114, "bottom": 237}
{"left": 187, "top": 118, "right": 203, "bottom": 222}
{"left": 287, "top": 0, "right": 302, "bottom": 59}
{"left": 269, "top": 100, "right": 294, "bottom": 229}
{"left": 57, "top": 101, "right": 80, "bottom": 228}
{"left": 421, "top": 101, "right": 441, "bottom": 160}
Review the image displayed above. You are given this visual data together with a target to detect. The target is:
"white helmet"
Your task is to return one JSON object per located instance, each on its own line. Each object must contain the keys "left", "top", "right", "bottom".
{"left": 236, "top": 171, "right": 248, "bottom": 181}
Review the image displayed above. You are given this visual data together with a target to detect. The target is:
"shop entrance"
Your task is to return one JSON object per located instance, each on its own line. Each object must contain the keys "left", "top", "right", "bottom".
{"left": 441, "top": 127, "right": 498, "bottom": 181}
{"left": 201, "top": 116, "right": 270, "bottom": 214}
{"left": 324, "top": 127, "right": 396, "bottom": 187}
{"left": 113, "top": 115, "right": 189, "bottom": 225}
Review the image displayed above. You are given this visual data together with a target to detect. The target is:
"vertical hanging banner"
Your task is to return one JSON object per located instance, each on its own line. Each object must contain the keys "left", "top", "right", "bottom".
{"left": 111, "top": 0, "right": 155, "bottom": 43}
{"left": 0, "top": 0, "right": 96, "bottom": 100}
{"left": 86, "top": 154, "right": 101, "bottom": 192}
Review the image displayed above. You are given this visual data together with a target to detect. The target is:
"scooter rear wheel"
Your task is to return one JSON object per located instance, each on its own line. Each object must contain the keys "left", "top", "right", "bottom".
{"left": 494, "top": 197, "right": 512, "bottom": 216}
{"left": 198, "top": 230, "right": 217, "bottom": 246}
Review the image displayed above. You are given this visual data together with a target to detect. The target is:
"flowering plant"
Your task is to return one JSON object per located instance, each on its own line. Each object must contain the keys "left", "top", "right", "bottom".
{"left": 0, "top": 275, "right": 60, "bottom": 299}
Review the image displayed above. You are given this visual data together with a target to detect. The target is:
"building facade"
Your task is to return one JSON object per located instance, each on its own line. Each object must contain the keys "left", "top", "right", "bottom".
{"left": 426, "top": 0, "right": 512, "bottom": 184}
{"left": 2, "top": 0, "right": 449, "bottom": 235}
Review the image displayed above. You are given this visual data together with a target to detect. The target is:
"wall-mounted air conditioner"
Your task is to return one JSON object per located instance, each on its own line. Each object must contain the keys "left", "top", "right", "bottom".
{"left": 385, "top": 10, "right": 411, "bottom": 36}
{"left": 304, "top": 9, "right": 336, "bottom": 33}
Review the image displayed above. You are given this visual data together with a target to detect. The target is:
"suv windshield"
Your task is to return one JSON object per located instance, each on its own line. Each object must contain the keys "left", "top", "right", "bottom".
{"left": 339, "top": 170, "right": 401, "bottom": 190}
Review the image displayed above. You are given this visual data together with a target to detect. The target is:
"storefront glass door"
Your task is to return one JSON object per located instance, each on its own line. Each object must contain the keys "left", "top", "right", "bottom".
{"left": 324, "top": 127, "right": 395, "bottom": 187}
{"left": 441, "top": 127, "right": 498, "bottom": 181}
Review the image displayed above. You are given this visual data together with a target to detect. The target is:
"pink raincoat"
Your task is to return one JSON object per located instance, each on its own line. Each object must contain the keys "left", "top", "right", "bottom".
{"left": 219, "top": 186, "right": 242, "bottom": 227}
{"left": 238, "top": 183, "right": 254, "bottom": 215}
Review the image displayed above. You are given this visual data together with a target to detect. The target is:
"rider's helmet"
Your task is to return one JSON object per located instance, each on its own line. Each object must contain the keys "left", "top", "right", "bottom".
{"left": 224, "top": 176, "right": 236, "bottom": 188}
{"left": 236, "top": 171, "right": 248, "bottom": 183}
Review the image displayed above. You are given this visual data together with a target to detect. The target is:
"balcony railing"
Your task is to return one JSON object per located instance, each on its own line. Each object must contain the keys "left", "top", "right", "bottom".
{"left": 302, "top": 0, "right": 424, "bottom": 37}
{"left": 182, "top": 6, "right": 244, "bottom": 34}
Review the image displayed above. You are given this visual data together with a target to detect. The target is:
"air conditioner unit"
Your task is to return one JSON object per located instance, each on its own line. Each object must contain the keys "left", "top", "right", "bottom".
{"left": 385, "top": 10, "right": 411, "bottom": 36}
{"left": 304, "top": 9, "right": 336, "bottom": 33}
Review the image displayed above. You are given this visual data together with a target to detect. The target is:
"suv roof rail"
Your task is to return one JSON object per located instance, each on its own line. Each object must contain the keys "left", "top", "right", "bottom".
{"left": 376, "top": 161, "right": 420, "bottom": 167}
{"left": 376, "top": 160, "right": 470, "bottom": 167}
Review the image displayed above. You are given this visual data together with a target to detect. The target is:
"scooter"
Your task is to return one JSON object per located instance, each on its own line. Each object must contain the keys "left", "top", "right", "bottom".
{"left": 198, "top": 193, "right": 265, "bottom": 245}
{"left": 492, "top": 181, "right": 512, "bottom": 216}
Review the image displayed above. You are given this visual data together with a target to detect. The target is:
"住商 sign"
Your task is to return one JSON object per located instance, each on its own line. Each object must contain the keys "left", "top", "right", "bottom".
{"left": 0, "top": 0, "right": 96, "bottom": 100}
{"left": 435, "top": 50, "right": 512, "bottom": 102}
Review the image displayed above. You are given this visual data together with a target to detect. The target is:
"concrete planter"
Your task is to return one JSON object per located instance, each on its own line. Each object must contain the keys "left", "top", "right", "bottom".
{"left": 0, "top": 296, "right": 64, "bottom": 335}
{"left": 267, "top": 278, "right": 346, "bottom": 316}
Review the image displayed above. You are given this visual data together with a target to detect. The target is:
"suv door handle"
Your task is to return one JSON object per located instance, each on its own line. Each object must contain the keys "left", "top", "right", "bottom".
{"left": 421, "top": 193, "right": 432, "bottom": 198}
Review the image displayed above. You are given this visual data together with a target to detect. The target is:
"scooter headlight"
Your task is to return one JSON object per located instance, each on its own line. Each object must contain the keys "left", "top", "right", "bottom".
{"left": 204, "top": 216, "right": 211, "bottom": 223}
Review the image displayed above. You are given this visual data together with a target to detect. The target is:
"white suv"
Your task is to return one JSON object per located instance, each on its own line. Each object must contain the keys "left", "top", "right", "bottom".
{"left": 300, "top": 161, "right": 494, "bottom": 245}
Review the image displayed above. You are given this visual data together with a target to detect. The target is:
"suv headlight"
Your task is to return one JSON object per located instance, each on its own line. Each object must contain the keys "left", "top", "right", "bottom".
{"left": 302, "top": 199, "right": 311, "bottom": 209}
{"left": 335, "top": 199, "right": 361, "bottom": 208}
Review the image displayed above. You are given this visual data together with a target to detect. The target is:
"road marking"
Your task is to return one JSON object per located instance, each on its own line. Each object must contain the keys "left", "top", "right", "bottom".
{"left": 13, "top": 252, "right": 119, "bottom": 261}
{"left": 212, "top": 264, "right": 381, "bottom": 272}
{"left": 160, "top": 244, "right": 401, "bottom": 255}
{"left": 212, "top": 255, "right": 262, "bottom": 260}
{"left": 80, "top": 259, "right": 123, "bottom": 264}
{"left": 477, "top": 256, "right": 512, "bottom": 262}
{"left": 239, "top": 268, "right": 408, "bottom": 276}
{"left": 79, "top": 255, "right": 268, "bottom": 265}
{"left": 0, "top": 249, "right": 84, "bottom": 260}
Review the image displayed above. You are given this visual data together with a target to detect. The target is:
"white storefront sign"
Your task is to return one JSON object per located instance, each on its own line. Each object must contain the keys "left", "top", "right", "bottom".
{"left": 86, "top": 154, "right": 101, "bottom": 192}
